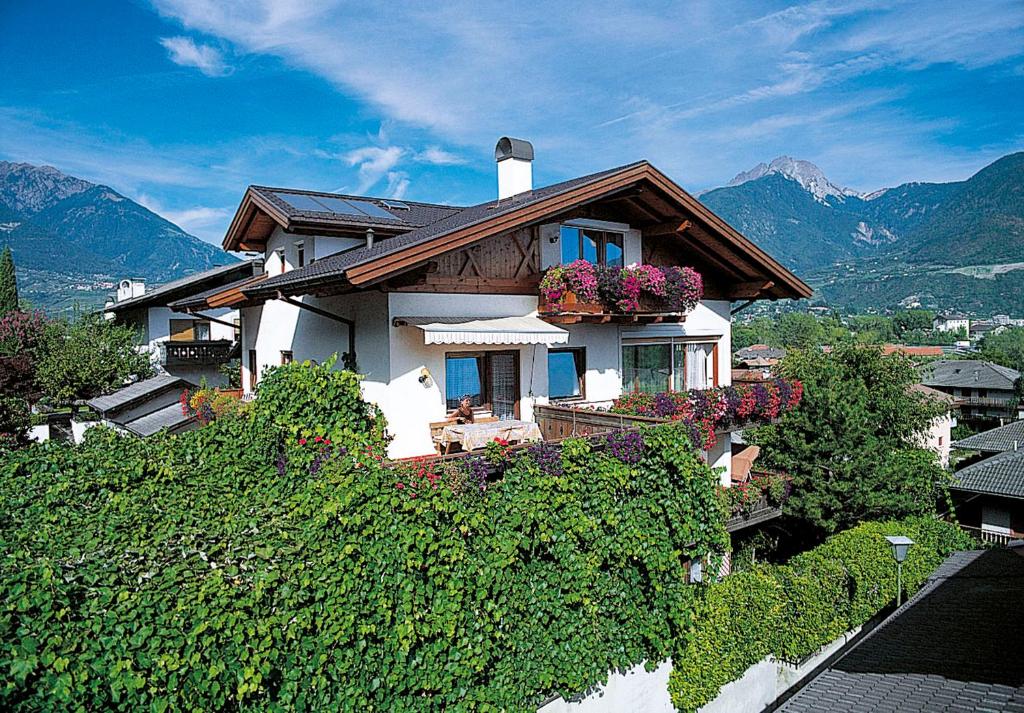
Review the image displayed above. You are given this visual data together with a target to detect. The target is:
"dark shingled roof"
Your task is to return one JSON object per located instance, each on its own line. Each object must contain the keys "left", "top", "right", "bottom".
{"left": 166, "top": 273, "right": 266, "bottom": 311}
{"left": 243, "top": 161, "right": 648, "bottom": 298}
{"left": 105, "top": 260, "right": 259, "bottom": 313}
{"left": 920, "top": 360, "right": 1021, "bottom": 391}
{"left": 777, "top": 547, "right": 1024, "bottom": 712}
{"left": 951, "top": 448, "right": 1024, "bottom": 499}
{"left": 122, "top": 401, "right": 194, "bottom": 437}
{"left": 953, "top": 420, "right": 1024, "bottom": 454}
{"left": 86, "top": 374, "right": 190, "bottom": 416}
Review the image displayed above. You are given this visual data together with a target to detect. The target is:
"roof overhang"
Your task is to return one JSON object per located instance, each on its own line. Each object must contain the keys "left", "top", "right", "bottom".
{"left": 346, "top": 163, "right": 811, "bottom": 300}
{"left": 392, "top": 316, "right": 569, "bottom": 346}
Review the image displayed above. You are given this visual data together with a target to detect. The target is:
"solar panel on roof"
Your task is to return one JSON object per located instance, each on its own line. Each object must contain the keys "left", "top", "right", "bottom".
{"left": 381, "top": 199, "right": 410, "bottom": 209}
{"left": 307, "top": 195, "right": 366, "bottom": 216}
{"left": 348, "top": 200, "right": 398, "bottom": 220}
{"left": 272, "top": 192, "right": 337, "bottom": 213}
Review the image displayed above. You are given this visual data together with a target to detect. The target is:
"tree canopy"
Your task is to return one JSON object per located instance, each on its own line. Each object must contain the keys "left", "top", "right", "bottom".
{"left": 0, "top": 247, "right": 18, "bottom": 315}
{"left": 747, "top": 344, "right": 949, "bottom": 538}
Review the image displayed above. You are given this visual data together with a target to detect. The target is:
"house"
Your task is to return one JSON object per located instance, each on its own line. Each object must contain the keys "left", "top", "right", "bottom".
{"left": 86, "top": 374, "right": 196, "bottom": 437}
{"left": 103, "top": 260, "right": 262, "bottom": 385}
{"left": 189, "top": 138, "right": 810, "bottom": 465}
{"left": 734, "top": 344, "right": 786, "bottom": 368}
{"left": 919, "top": 359, "right": 1023, "bottom": 427}
{"left": 932, "top": 312, "right": 970, "bottom": 334}
{"left": 775, "top": 547, "right": 1024, "bottom": 712}
{"left": 950, "top": 419, "right": 1024, "bottom": 540}
{"left": 969, "top": 319, "right": 1006, "bottom": 343}
{"left": 881, "top": 344, "right": 943, "bottom": 358}
{"left": 949, "top": 448, "right": 1024, "bottom": 541}
{"left": 910, "top": 383, "right": 955, "bottom": 467}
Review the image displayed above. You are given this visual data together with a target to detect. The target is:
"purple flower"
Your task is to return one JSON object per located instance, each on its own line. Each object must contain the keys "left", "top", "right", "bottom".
{"left": 606, "top": 430, "right": 645, "bottom": 464}
{"left": 465, "top": 456, "right": 490, "bottom": 492}
{"left": 527, "top": 441, "right": 564, "bottom": 476}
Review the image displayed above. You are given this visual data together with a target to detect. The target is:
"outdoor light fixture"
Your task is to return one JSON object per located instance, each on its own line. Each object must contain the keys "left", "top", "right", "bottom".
{"left": 885, "top": 535, "right": 915, "bottom": 606}
{"left": 418, "top": 368, "right": 433, "bottom": 388}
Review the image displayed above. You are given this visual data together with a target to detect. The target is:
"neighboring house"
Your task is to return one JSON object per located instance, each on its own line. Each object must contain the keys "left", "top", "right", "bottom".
{"left": 86, "top": 374, "right": 196, "bottom": 437}
{"left": 969, "top": 319, "right": 1006, "bottom": 343}
{"left": 881, "top": 344, "right": 943, "bottom": 358}
{"left": 104, "top": 261, "right": 262, "bottom": 385}
{"left": 776, "top": 547, "right": 1024, "bottom": 712}
{"left": 910, "top": 383, "right": 955, "bottom": 467}
{"left": 187, "top": 138, "right": 810, "bottom": 461}
{"left": 919, "top": 359, "right": 1023, "bottom": 426}
{"left": 734, "top": 344, "right": 786, "bottom": 368}
{"left": 932, "top": 312, "right": 970, "bottom": 333}
{"left": 949, "top": 448, "right": 1024, "bottom": 540}
{"left": 953, "top": 419, "right": 1024, "bottom": 456}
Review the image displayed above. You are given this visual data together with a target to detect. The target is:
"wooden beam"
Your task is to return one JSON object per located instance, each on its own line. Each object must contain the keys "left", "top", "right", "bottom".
{"left": 730, "top": 281, "right": 775, "bottom": 299}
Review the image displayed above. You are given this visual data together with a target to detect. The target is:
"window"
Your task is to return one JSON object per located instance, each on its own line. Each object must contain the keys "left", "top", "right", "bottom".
{"left": 280, "top": 350, "right": 294, "bottom": 365}
{"left": 560, "top": 226, "right": 624, "bottom": 267}
{"left": 622, "top": 339, "right": 718, "bottom": 394}
{"left": 248, "top": 349, "right": 258, "bottom": 390}
{"left": 194, "top": 321, "right": 211, "bottom": 341}
{"left": 445, "top": 351, "right": 520, "bottom": 420}
{"left": 296, "top": 242, "right": 305, "bottom": 268}
{"left": 170, "top": 319, "right": 195, "bottom": 341}
{"left": 275, "top": 248, "right": 285, "bottom": 274}
{"left": 548, "top": 348, "right": 586, "bottom": 399}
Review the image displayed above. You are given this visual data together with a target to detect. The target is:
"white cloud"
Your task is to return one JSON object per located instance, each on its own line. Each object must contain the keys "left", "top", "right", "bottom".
{"left": 385, "top": 172, "right": 410, "bottom": 199}
{"left": 344, "top": 145, "right": 405, "bottom": 193}
{"left": 416, "top": 146, "right": 466, "bottom": 166}
{"left": 159, "top": 36, "right": 231, "bottom": 77}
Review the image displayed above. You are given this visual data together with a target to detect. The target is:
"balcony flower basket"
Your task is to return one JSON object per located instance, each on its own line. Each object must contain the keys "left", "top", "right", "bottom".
{"left": 543, "top": 261, "right": 703, "bottom": 315}
{"left": 539, "top": 260, "right": 602, "bottom": 313}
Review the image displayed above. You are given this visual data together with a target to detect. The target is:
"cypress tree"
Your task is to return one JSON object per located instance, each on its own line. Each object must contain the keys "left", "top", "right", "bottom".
{"left": 0, "top": 246, "right": 17, "bottom": 314}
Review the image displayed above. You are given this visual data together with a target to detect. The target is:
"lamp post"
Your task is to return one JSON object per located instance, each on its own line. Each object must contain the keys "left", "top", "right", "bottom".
{"left": 885, "top": 535, "right": 914, "bottom": 606}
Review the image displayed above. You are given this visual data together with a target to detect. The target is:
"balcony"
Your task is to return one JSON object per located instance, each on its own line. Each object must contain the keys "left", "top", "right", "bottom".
{"left": 726, "top": 494, "right": 784, "bottom": 532}
{"left": 161, "top": 340, "right": 236, "bottom": 366}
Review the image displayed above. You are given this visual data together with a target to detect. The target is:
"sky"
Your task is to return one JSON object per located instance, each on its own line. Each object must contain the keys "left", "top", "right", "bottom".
{"left": 1, "top": 0, "right": 1022, "bottom": 246}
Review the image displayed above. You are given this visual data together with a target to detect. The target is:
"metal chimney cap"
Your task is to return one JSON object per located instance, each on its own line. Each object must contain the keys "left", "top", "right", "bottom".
{"left": 495, "top": 137, "right": 534, "bottom": 162}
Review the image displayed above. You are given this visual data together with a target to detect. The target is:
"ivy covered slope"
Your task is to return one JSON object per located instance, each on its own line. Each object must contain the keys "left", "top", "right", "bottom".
{"left": 669, "top": 517, "right": 974, "bottom": 713}
{"left": 0, "top": 360, "right": 727, "bottom": 711}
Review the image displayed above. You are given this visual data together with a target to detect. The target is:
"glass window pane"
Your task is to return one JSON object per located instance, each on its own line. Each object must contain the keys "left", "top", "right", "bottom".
{"left": 581, "top": 230, "right": 599, "bottom": 264}
{"left": 672, "top": 343, "right": 686, "bottom": 391}
{"left": 548, "top": 350, "right": 581, "bottom": 398}
{"left": 685, "top": 342, "right": 714, "bottom": 390}
{"left": 561, "top": 226, "right": 581, "bottom": 263}
{"left": 622, "top": 343, "right": 671, "bottom": 394}
{"left": 446, "top": 356, "right": 483, "bottom": 409}
{"left": 605, "top": 232, "right": 624, "bottom": 267}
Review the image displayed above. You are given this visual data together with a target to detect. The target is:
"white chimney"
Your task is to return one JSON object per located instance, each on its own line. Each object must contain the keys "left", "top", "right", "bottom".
{"left": 495, "top": 137, "right": 534, "bottom": 200}
{"left": 116, "top": 279, "right": 146, "bottom": 303}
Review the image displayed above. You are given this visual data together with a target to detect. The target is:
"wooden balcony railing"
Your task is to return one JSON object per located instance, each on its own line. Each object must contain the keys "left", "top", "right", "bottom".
{"left": 726, "top": 495, "right": 783, "bottom": 532}
{"left": 161, "top": 340, "right": 236, "bottom": 366}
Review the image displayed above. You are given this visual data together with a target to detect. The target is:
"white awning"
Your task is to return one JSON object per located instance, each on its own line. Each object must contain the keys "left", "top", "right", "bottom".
{"left": 392, "top": 316, "right": 569, "bottom": 346}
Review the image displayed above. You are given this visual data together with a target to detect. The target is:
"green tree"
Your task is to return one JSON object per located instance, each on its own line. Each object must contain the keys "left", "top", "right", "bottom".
{"left": 748, "top": 345, "right": 948, "bottom": 539}
{"left": 773, "top": 312, "right": 826, "bottom": 349}
{"left": 0, "top": 246, "right": 18, "bottom": 314}
{"left": 979, "top": 327, "right": 1024, "bottom": 373}
{"left": 35, "top": 313, "right": 153, "bottom": 402}
{"left": 892, "top": 309, "right": 934, "bottom": 338}
{"left": 732, "top": 317, "right": 774, "bottom": 350}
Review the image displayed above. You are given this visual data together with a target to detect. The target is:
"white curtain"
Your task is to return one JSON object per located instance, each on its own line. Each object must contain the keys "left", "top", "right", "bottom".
{"left": 685, "top": 343, "right": 713, "bottom": 390}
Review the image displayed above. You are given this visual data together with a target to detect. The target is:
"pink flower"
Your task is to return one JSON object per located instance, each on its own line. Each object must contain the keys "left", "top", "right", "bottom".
{"left": 298, "top": 438, "right": 307, "bottom": 445}
{"left": 395, "top": 482, "right": 405, "bottom": 489}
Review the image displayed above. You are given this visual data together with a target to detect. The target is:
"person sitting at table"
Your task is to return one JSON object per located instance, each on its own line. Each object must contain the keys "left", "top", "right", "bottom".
{"left": 449, "top": 395, "right": 476, "bottom": 424}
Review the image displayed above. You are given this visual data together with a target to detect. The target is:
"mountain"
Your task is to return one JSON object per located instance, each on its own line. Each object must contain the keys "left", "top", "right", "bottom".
{"left": 0, "top": 161, "right": 237, "bottom": 313}
{"left": 702, "top": 152, "right": 1024, "bottom": 312}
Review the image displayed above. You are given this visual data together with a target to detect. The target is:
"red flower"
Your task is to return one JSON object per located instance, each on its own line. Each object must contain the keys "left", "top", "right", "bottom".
{"left": 314, "top": 436, "right": 323, "bottom": 443}
{"left": 299, "top": 438, "right": 307, "bottom": 445}
{"left": 395, "top": 482, "right": 405, "bottom": 489}
{"left": 324, "top": 438, "right": 331, "bottom": 445}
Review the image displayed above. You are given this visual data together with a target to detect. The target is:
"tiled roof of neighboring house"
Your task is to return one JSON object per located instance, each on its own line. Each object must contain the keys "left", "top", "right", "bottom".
{"left": 85, "top": 375, "right": 190, "bottom": 416}
{"left": 882, "top": 344, "right": 944, "bottom": 357}
{"left": 166, "top": 273, "right": 266, "bottom": 311}
{"left": 950, "top": 448, "right": 1024, "bottom": 499}
{"left": 121, "top": 401, "right": 193, "bottom": 437}
{"left": 104, "top": 260, "right": 259, "bottom": 313}
{"left": 953, "top": 420, "right": 1024, "bottom": 453}
{"left": 919, "top": 360, "right": 1021, "bottom": 391}
{"left": 776, "top": 547, "right": 1024, "bottom": 712}
{"left": 909, "top": 383, "right": 956, "bottom": 406}
{"left": 735, "top": 344, "right": 787, "bottom": 360}
{"left": 243, "top": 162, "right": 646, "bottom": 298}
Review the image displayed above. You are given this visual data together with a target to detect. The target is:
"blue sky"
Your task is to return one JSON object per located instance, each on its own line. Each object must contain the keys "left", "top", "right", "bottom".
{"left": 1, "top": 0, "right": 1022, "bottom": 246}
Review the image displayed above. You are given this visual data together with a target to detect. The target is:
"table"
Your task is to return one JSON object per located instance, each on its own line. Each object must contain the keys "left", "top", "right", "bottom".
{"left": 439, "top": 420, "right": 542, "bottom": 452}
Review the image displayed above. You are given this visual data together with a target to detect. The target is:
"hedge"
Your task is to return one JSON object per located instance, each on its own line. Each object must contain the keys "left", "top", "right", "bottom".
{"left": 0, "top": 359, "right": 728, "bottom": 711}
{"left": 668, "top": 516, "right": 975, "bottom": 712}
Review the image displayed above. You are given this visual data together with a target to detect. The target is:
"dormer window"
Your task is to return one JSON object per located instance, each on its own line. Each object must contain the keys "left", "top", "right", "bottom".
{"left": 296, "top": 241, "right": 305, "bottom": 268}
{"left": 560, "top": 226, "right": 623, "bottom": 267}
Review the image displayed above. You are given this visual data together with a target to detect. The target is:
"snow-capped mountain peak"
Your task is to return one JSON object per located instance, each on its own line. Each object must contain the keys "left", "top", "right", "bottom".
{"left": 727, "top": 156, "right": 863, "bottom": 202}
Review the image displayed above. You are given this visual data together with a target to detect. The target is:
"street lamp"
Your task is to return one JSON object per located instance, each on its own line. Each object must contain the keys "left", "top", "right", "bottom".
{"left": 885, "top": 535, "right": 914, "bottom": 606}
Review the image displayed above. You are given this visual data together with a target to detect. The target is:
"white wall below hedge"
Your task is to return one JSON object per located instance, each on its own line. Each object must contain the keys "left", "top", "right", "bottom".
{"left": 536, "top": 626, "right": 861, "bottom": 713}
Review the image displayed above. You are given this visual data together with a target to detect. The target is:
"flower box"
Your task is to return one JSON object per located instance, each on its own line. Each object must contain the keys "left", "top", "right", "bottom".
{"left": 540, "top": 260, "right": 703, "bottom": 316}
